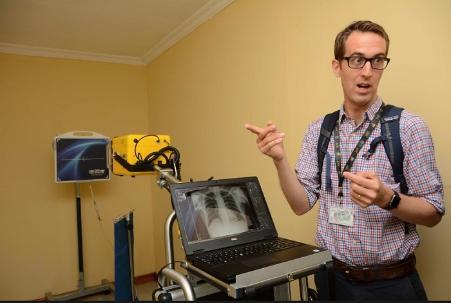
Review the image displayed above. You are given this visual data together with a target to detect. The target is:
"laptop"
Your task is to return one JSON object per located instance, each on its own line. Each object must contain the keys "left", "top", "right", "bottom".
{"left": 170, "top": 176, "right": 328, "bottom": 283}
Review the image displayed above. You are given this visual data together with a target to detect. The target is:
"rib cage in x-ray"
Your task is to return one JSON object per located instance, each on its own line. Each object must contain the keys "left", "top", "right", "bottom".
{"left": 191, "top": 186, "right": 251, "bottom": 239}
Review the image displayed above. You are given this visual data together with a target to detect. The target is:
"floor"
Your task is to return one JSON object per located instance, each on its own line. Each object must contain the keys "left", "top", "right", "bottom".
{"left": 81, "top": 281, "right": 288, "bottom": 301}
{"left": 81, "top": 280, "right": 236, "bottom": 301}
{"left": 83, "top": 281, "right": 158, "bottom": 301}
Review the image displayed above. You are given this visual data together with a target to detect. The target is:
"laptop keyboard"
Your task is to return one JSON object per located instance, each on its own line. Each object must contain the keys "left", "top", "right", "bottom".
{"left": 194, "top": 238, "right": 300, "bottom": 265}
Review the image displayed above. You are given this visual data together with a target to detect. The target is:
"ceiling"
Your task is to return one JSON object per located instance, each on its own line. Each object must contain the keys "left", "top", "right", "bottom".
{"left": 0, "top": 0, "right": 233, "bottom": 65}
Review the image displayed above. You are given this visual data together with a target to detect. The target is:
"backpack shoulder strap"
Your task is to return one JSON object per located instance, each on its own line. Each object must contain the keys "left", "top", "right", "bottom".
{"left": 317, "top": 110, "right": 340, "bottom": 185}
{"left": 380, "top": 104, "right": 408, "bottom": 194}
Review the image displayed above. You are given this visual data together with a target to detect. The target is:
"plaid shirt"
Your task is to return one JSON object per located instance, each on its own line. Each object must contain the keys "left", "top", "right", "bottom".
{"left": 295, "top": 98, "right": 444, "bottom": 266}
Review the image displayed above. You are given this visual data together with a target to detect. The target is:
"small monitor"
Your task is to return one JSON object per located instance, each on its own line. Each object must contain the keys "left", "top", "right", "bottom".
{"left": 182, "top": 184, "right": 261, "bottom": 243}
{"left": 170, "top": 177, "right": 278, "bottom": 255}
{"left": 54, "top": 131, "right": 110, "bottom": 183}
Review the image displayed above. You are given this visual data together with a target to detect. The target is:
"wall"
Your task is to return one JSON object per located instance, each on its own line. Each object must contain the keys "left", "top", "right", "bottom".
{"left": 147, "top": 0, "right": 451, "bottom": 300}
{"left": 0, "top": 54, "right": 155, "bottom": 300}
{"left": 0, "top": 0, "right": 450, "bottom": 300}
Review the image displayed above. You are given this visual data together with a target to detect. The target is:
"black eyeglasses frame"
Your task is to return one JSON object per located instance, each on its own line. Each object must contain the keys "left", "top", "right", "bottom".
{"left": 341, "top": 56, "right": 391, "bottom": 70}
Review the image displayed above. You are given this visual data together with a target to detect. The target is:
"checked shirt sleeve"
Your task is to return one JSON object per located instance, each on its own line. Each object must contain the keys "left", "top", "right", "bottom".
{"left": 400, "top": 111, "right": 445, "bottom": 214}
{"left": 295, "top": 118, "right": 323, "bottom": 209}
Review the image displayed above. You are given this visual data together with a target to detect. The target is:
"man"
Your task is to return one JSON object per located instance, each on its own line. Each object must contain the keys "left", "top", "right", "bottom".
{"left": 245, "top": 20, "right": 444, "bottom": 300}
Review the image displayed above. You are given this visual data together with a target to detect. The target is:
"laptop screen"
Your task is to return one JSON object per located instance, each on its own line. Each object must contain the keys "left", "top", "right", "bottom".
{"left": 170, "top": 177, "right": 278, "bottom": 255}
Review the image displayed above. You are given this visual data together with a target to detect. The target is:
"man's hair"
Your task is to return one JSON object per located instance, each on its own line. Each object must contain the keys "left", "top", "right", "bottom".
{"left": 334, "top": 20, "right": 390, "bottom": 59}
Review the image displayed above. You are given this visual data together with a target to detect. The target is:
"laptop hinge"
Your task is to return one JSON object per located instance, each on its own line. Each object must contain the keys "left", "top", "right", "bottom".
{"left": 193, "top": 249, "right": 205, "bottom": 254}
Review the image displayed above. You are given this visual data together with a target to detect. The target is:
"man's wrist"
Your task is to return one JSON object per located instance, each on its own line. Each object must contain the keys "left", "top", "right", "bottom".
{"left": 381, "top": 187, "right": 395, "bottom": 209}
{"left": 383, "top": 189, "right": 401, "bottom": 210}
{"left": 272, "top": 155, "right": 287, "bottom": 167}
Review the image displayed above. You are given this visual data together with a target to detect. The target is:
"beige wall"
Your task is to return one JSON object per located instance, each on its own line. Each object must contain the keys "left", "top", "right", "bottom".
{"left": 1, "top": 0, "right": 450, "bottom": 300}
{"left": 0, "top": 54, "right": 156, "bottom": 300}
{"left": 147, "top": 0, "right": 451, "bottom": 300}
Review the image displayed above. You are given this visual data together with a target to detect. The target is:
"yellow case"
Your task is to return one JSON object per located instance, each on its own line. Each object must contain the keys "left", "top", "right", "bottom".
{"left": 112, "top": 134, "right": 171, "bottom": 176}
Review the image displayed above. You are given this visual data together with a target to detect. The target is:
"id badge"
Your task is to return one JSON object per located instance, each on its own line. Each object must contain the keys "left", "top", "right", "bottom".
{"left": 329, "top": 206, "right": 354, "bottom": 227}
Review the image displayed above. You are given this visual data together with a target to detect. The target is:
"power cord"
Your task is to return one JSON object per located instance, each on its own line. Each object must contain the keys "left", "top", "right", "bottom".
{"left": 141, "top": 146, "right": 181, "bottom": 180}
{"left": 89, "top": 184, "right": 114, "bottom": 250}
{"left": 133, "top": 134, "right": 167, "bottom": 161}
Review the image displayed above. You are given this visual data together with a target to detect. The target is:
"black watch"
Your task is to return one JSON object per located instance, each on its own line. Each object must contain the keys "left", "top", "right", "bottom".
{"left": 384, "top": 190, "right": 401, "bottom": 210}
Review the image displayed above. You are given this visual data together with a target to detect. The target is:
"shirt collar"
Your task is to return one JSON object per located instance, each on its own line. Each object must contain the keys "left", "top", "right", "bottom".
{"left": 339, "top": 97, "right": 384, "bottom": 123}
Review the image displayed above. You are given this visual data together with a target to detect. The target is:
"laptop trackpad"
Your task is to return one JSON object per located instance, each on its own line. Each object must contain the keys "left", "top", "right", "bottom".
{"left": 240, "top": 255, "right": 278, "bottom": 267}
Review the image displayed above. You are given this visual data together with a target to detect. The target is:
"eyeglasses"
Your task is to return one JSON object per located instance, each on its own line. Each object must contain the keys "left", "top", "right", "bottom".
{"left": 342, "top": 56, "right": 390, "bottom": 70}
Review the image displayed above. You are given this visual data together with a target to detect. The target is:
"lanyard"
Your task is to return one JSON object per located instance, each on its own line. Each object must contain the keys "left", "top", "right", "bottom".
{"left": 333, "top": 104, "right": 385, "bottom": 197}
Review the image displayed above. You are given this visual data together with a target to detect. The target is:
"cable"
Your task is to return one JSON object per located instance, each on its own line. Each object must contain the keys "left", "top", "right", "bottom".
{"left": 143, "top": 150, "right": 170, "bottom": 163}
{"left": 308, "top": 288, "right": 319, "bottom": 301}
{"left": 89, "top": 184, "right": 114, "bottom": 250}
{"left": 133, "top": 134, "right": 161, "bottom": 161}
{"left": 132, "top": 136, "right": 181, "bottom": 179}
{"left": 142, "top": 145, "right": 181, "bottom": 180}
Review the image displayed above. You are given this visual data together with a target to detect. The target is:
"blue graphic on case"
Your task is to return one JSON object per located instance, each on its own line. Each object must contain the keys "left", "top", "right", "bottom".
{"left": 56, "top": 138, "right": 109, "bottom": 182}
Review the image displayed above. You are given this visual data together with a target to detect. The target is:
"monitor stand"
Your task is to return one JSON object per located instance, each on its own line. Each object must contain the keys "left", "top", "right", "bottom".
{"left": 45, "top": 183, "right": 114, "bottom": 301}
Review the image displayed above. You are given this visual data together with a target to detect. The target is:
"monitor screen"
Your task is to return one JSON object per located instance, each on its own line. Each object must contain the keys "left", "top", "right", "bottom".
{"left": 55, "top": 138, "right": 110, "bottom": 182}
{"left": 171, "top": 177, "right": 278, "bottom": 255}
{"left": 179, "top": 184, "right": 261, "bottom": 244}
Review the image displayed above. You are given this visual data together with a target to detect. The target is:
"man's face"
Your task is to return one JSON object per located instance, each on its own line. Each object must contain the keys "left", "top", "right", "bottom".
{"left": 332, "top": 31, "right": 387, "bottom": 108}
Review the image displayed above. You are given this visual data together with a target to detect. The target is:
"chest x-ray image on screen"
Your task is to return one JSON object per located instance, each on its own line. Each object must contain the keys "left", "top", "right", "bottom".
{"left": 183, "top": 185, "right": 260, "bottom": 242}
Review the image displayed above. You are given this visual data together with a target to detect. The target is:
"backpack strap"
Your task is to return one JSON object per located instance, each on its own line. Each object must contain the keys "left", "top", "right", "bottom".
{"left": 380, "top": 105, "right": 409, "bottom": 194}
{"left": 317, "top": 110, "right": 340, "bottom": 190}
{"left": 317, "top": 105, "right": 408, "bottom": 195}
